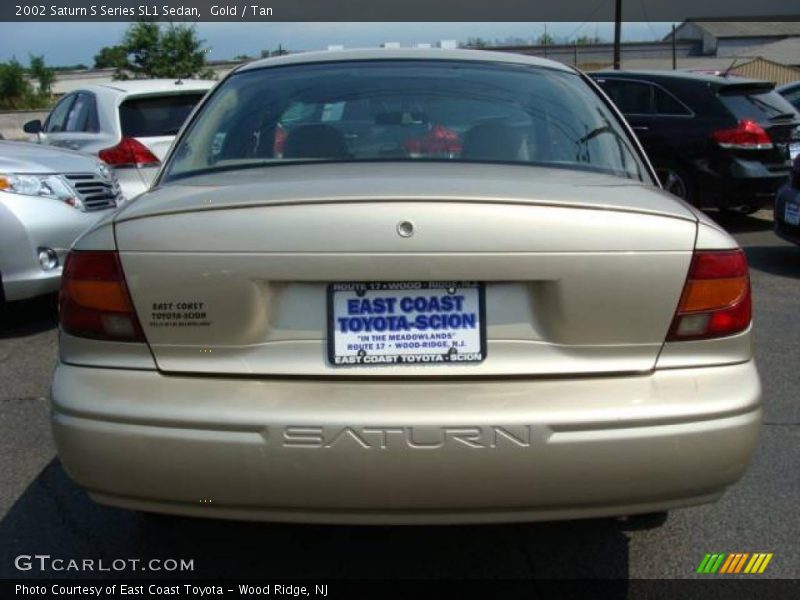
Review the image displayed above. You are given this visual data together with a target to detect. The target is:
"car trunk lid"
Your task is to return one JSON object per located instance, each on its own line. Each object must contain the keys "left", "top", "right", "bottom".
{"left": 115, "top": 163, "right": 698, "bottom": 377}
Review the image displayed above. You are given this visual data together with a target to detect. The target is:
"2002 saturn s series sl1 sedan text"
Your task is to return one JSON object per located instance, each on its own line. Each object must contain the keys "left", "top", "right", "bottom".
{"left": 51, "top": 48, "right": 762, "bottom": 524}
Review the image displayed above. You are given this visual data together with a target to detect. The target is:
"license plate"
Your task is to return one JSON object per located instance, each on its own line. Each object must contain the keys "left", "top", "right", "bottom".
{"left": 327, "top": 282, "right": 486, "bottom": 366}
{"left": 790, "top": 142, "right": 800, "bottom": 161}
{"left": 785, "top": 201, "right": 800, "bottom": 226}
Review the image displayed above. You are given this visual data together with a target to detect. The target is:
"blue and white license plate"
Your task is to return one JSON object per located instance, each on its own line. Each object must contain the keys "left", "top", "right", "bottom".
{"left": 327, "top": 282, "right": 486, "bottom": 366}
{"left": 785, "top": 201, "right": 800, "bottom": 226}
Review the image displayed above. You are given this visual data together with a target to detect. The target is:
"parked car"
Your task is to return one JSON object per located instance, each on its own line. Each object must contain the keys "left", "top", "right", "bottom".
{"left": 52, "top": 49, "right": 761, "bottom": 525}
{"left": 591, "top": 70, "right": 800, "bottom": 214}
{"left": 23, "top": 79, "right": 214, "bottom": 201}
{"left": 777, "top": 80, "right": 800, "bottom": 112}
{"left": 777, "top": 81, "right": 800, "bottom": 160}
{"left": 774, "top": 155, "right": 800, "bottom": 244}
{"left": 0, "top": 141, "right": 120, "bottom": 303}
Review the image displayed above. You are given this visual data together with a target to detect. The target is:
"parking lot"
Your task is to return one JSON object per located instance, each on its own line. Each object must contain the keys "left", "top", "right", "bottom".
{"left": 0, "top": 210, "right": 797, "bottom": 581}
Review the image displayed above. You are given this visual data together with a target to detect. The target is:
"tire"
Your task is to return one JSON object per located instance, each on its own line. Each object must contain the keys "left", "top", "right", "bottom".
{"left": 655, "top": 164, "right": 695, "bottom": 206}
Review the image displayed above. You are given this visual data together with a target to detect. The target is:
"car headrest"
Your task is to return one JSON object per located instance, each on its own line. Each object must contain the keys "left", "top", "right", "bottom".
{"left": 284, "top": 124, "right": 350, "bottom": 160}
{"left": 461, "top": 122, "right": 528, "bottom": 162}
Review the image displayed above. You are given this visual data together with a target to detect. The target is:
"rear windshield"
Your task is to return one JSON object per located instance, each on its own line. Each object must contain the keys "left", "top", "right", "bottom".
{"left": 163, "top": 60, "right": 646, "bottom": 182}
{"left": 719, "top": 87, "right": 800, "bottom": 123}
{"left": 119, "top": 93, "right": 207, "bottom": 138}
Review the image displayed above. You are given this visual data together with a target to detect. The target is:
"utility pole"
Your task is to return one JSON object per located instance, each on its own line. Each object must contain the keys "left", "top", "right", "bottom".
{"left": 613, "top": 0, "right": 622, "bottom": 70}
{"left": 671, "top": 24, "right": 677, "bottom": 70}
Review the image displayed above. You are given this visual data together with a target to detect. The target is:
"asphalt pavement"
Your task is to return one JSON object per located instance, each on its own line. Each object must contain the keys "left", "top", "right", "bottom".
{"left": 0, "top": 210, "right": 797, "bottom": 583}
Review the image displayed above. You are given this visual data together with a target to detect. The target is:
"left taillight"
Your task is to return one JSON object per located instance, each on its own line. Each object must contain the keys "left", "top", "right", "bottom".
{"left": 98, "top": 137, "right": 160, "bottom": 167}
{"left": 667, "top": 249, "right": 752, "bottom": 341}
{"left": 59, "top": 251, "right": 145, "bottom": 342}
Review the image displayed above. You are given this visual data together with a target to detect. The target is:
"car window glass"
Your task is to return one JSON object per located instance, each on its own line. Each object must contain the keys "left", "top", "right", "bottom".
{"left": 597, "top": 79, "right": 654, "bottom": 115}
{"left": 654, "top": 87, "right": 690, "bottom": 116}
{"left": 45, "top": 95, "right": 76, "bottom": 133}
{"left": 166, "top": 61, "right": 647, "bottom": 183}
{"left": 119, "top": 93, "right": 207, "bottom": 137}
{"left": 782, "top": 87, "right": 800, "bottom": 111}
{"left": 65, "top": 93, "right": 99, "bottom": 132}
{"left": 719, "top": 88, "right": 798, "bottom": 122}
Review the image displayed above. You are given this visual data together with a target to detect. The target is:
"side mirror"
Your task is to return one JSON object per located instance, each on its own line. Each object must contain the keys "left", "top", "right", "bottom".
{"left": 23, "top": 119, "right": 42, "bottom": 134}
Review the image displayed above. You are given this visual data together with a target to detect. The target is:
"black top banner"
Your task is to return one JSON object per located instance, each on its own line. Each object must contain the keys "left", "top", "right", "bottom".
{"left": 2, "top": 0, "right": 800, "bottom": 22}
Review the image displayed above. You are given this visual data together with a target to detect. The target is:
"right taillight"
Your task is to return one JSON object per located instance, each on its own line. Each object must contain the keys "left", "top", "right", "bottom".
{"left": 59, "top": 251, "right": 145, "bottom": 342}
{"left": 667, "top": 249, "right": 751, "bottom": 341}
{"left": 98, "top": 137, "right": 160, "bottom": 167}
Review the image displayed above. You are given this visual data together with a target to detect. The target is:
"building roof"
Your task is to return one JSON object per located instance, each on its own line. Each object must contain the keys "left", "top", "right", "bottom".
{"left": 732, "top": 37, "right": 800, "bottom": 65}
{"left": 674, "top": 21, "right": 800, "bottom": 39}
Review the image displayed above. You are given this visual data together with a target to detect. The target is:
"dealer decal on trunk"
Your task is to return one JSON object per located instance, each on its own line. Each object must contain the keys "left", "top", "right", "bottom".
{"left": 149, "top": 301, "right": 211, "bottom": 328}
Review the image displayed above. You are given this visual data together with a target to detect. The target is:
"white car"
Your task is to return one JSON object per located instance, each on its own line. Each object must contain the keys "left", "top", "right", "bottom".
{"left": 24, "top": 79, "right": 214, "bottom": 201}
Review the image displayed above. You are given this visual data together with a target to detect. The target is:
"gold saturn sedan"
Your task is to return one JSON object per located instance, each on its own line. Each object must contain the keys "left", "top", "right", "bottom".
{"left": 52, "top": 49, "right": 761, "bottom": 524}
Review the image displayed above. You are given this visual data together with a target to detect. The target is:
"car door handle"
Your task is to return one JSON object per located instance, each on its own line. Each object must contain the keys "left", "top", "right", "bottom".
{"left": 632, "top": 126, "right": 649, "bottom": 132}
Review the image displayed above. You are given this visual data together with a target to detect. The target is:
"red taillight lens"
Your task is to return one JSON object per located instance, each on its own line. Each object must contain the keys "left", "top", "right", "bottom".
{"left": 711, "top": 119, "right": 773, "bottom": 150}
{"left": 98, "top": 137, "right": 160, "bottom": 167}
{"left": 667, "top": 249, "right": 751, "bottom": 341}
{"left": 274, "top": 123, "right": 287, "bottom": 157}
{"left": 59, "top": 251, "right": 145, "bottom": 342}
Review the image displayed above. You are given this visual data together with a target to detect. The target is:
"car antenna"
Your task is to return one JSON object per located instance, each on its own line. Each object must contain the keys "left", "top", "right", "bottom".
{"left": 721, "top": 58, "right": 739, "bottom": 78}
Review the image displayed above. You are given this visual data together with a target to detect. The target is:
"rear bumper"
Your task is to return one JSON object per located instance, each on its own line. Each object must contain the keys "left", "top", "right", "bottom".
{"left": 693, "top": 158, "right": 789, "bottom": 209}
{"left": 51, "top": 361, "right": 762, "bottom": 524}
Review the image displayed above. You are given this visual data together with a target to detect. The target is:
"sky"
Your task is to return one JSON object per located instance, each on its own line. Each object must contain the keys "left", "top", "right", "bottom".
{"left": 0, "top": 22, "right": 677, "bottom": 66}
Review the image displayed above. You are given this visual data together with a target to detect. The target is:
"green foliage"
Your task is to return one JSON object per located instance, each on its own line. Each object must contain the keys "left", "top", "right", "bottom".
{"left": 94, "top": 45, "right": 129, "bottom": 70}
{"left": 537, "top": 33, "right": 555, "bottom": 46}
{"left": 28, "top": 54, "right": 54, "bottom": 96}
{"left": 0, "top": 56, "right": 54, "bottom": 110}
{"left": 464, "top": 37, "right": 491, "bottom": 49}
{"left": 574, "top": 35, "right": 605, "bottom": 45}
{"left": 259, "top": 45, "right": 289, "bottom": 59}
{"left": 101, "top": 21, "right": 217, "bottom": 80}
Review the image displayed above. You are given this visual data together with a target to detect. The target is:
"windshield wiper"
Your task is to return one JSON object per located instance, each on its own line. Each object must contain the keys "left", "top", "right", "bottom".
{"left": 577, "top": 124, "right": 617, "bottom": 144}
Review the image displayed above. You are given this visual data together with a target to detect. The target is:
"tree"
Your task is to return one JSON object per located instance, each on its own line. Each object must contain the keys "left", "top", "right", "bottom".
{"left": 122, "top": 21, "right": 161, "bottom": 78}
{"left": 0, "top": 59, "right": 30, "bottom": 109}
{"left": 101, "top": 21, "right": 216, "bottom": 80}
{"left": 0, "top": 56, "right": 53, "bottom": 110}
{"left": 155, "top": 24, "right": 215, "bottom": 79}
{"left": 28, "top": 54, "right": 54, "bottom": 96}
{"left": 574, "top": 35, "right": 604, "bottom": 45}
{"left": 94, "top": 45, "right": 129, "bottom": 70}
{"left": 537, "top": 33, "right": 555, "bottom": 46}
{"left": 464, "top": 37, "right": 491, "bottom": 49}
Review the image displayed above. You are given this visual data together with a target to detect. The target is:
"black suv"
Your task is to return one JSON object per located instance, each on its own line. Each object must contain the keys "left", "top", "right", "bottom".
{"left": 591, "top": 70, "right": 800, "bottom": 213}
